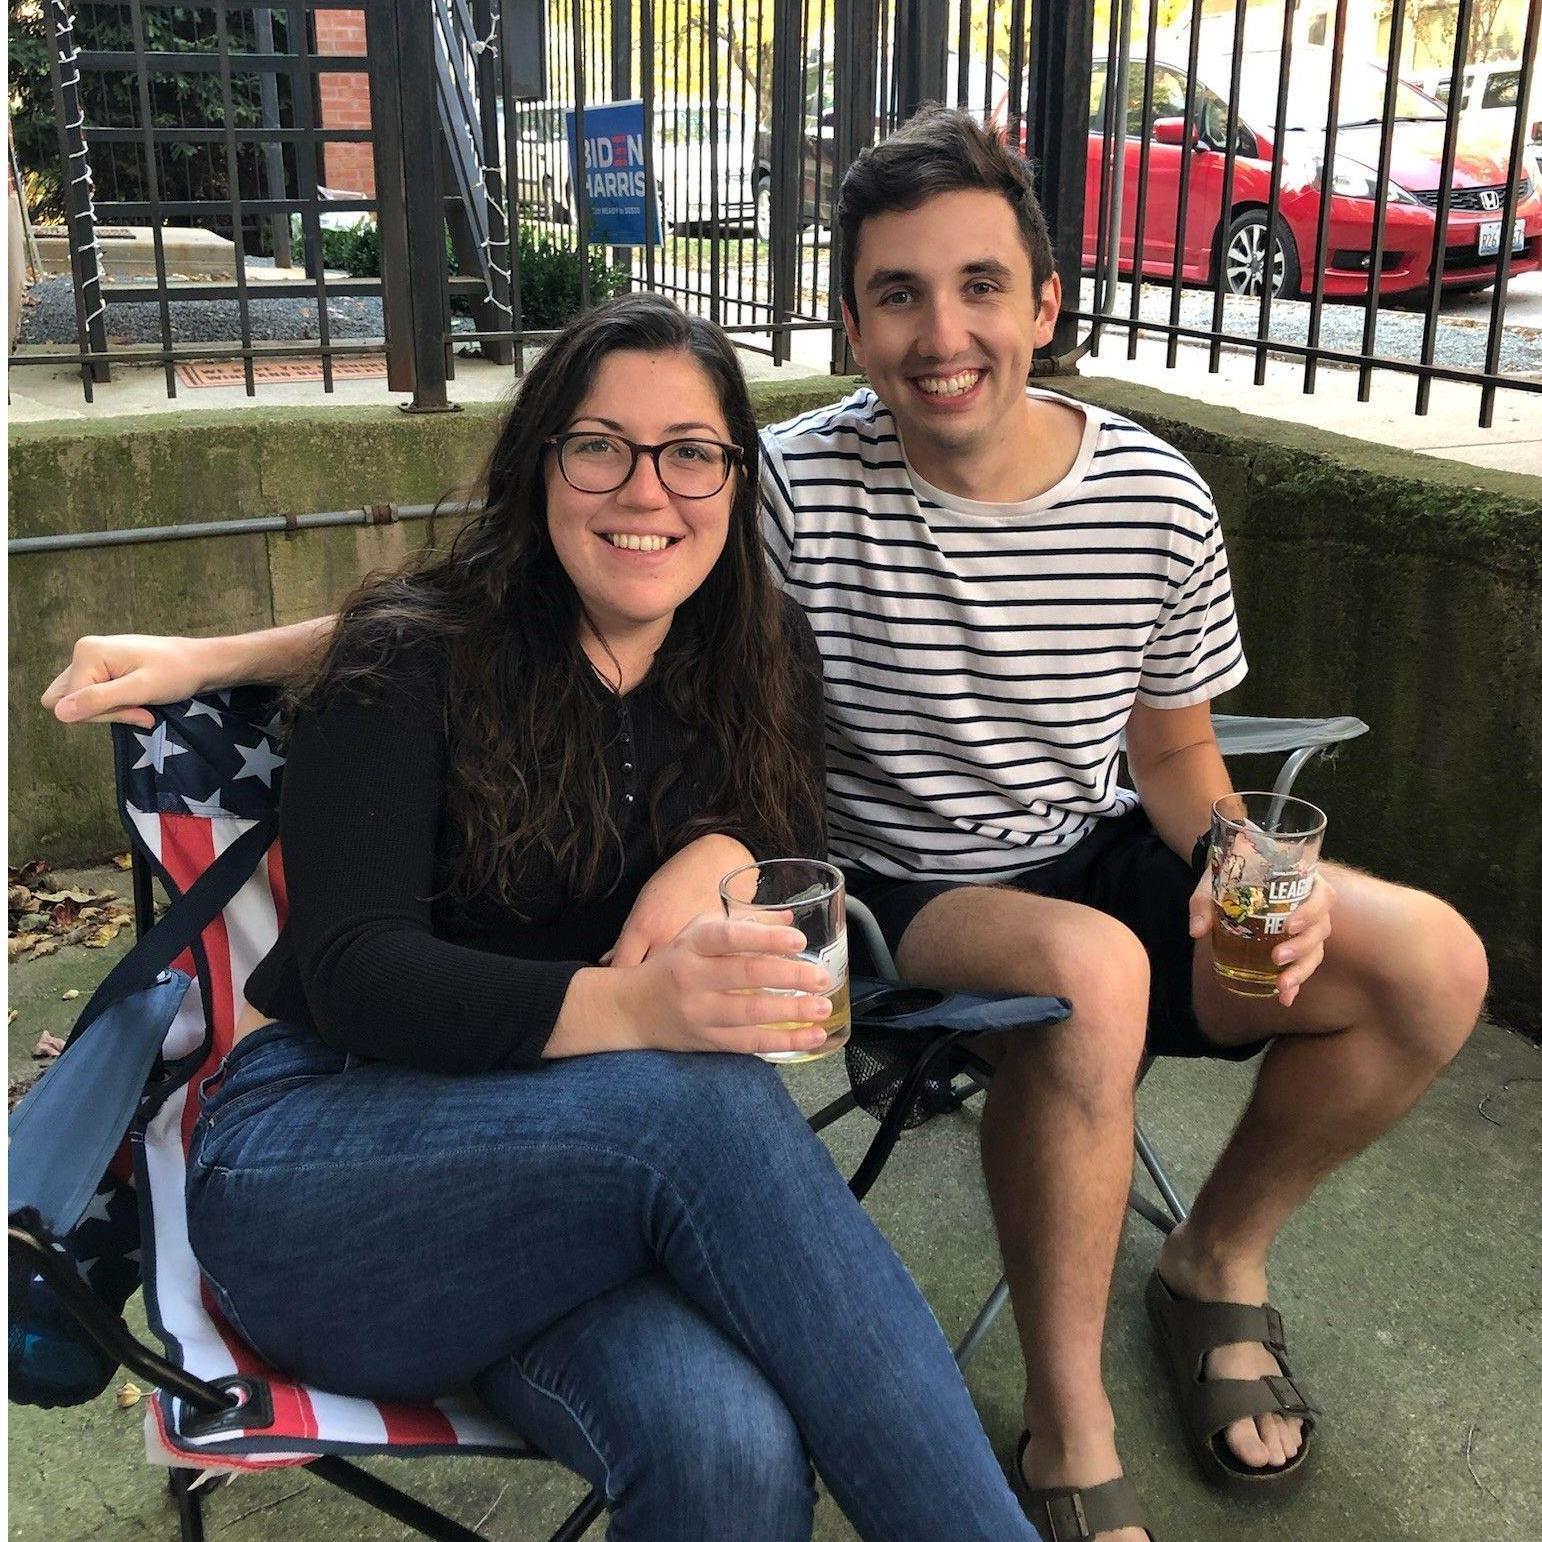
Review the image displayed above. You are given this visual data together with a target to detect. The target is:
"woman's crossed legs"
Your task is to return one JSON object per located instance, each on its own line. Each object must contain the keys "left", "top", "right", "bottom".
{"left": 187, "top": 1027, "right": 1034, "bottom": 1542}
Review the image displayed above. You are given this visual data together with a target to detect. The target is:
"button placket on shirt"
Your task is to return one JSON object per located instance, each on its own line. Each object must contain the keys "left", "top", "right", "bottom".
{"left": 615, "top": 699, "right": 637, "bottom": 812}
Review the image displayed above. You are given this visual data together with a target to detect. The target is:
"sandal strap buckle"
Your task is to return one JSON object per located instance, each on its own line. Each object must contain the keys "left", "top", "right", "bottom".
{"left": 1264, "top": 1304, "right": 1286, "bottom": 1351}
{"left": 1043, "top": 1492, "right": 1090, "bottom": 1541}
{"left": 1266, "top": 1373, "right": 1317, "bottom": 1416}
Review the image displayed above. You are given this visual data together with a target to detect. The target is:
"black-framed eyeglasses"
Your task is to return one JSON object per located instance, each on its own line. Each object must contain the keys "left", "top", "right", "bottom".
{"left": 546, "top": 432, "right": 743, "bottom": 499}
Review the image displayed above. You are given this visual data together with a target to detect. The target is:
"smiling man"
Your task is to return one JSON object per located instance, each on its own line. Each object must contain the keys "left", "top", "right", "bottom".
{"left": 43, "top": 106, "right": 1488, "bottom": 1542}
{"left": 753, "top": 108, "right": 1486, "bottom": 1542}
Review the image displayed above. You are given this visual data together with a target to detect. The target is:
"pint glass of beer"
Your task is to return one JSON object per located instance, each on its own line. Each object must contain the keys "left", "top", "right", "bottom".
{"left": 1209, "top": 793, "right": 1327, "bottom": 998}
{"left": 720, "top": 858, "right": 851, "bottom": 1063}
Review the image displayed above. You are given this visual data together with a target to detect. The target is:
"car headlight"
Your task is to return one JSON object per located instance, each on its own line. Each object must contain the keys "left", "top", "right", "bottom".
{"left": 1305, "top": 154, "right": 1418, "bottom": 203}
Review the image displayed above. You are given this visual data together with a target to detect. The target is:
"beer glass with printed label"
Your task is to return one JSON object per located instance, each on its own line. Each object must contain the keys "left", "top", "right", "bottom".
{"left": 1209, "top": 793, "right": 1327, "bottom": 998}
{"left": 719, "top": 859, "right": 851, "bottom": 1063}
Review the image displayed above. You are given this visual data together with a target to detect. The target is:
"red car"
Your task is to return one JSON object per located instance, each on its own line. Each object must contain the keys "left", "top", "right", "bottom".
{"left": 1006, "top": 47, "right": 1542, "bottom": 299}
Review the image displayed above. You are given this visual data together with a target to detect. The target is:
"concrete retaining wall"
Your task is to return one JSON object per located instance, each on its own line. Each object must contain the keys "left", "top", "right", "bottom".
{"left": 9, "top": 377, "right": 1540, "bottom": 1029}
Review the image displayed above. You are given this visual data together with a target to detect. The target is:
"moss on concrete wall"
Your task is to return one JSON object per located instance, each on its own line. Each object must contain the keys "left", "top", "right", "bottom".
{"left": 10, "top": 377, "right": 1540, "bottom": 1028}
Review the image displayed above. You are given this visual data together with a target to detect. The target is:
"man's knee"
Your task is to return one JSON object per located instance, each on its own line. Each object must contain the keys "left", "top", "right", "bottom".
{"left": 987, "top": 911, "right": 1151, "bottom": 1106}
{"left": 1358, "top": 891, "right": 1487, "bottom": 1070}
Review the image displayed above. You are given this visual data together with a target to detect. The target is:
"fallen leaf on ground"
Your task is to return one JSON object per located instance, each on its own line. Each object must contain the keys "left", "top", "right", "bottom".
{"left": 26, "top": 937, "right": 63, "bottom": 961}
{"left": 32, "top": 1031, "right": 66, "bottom": 1059}
{"left": 116, "top": 1383, "right": 143, "bottom": 1408}
{"left": 60, "top": 989, "right": 80, "bottom": 1000}
{"left": 50, "top": 888, "right": 115, "bottom": 906}
{"left": 111, "top": 853, "right": 133, "bottom": 870}
{"left": 8, "top": 1009, "right": 17, "bottom": 1026}
{"left": 82, "top": 922, "right": 122, "bottom": 948}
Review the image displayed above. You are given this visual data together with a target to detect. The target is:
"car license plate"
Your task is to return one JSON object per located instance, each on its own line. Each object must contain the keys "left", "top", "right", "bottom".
{"left": 1478, "top": 219, "right": 1527, "bottom": 258}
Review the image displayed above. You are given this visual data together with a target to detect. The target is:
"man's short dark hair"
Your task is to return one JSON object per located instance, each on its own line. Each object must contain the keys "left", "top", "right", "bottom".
{"left": 837, "top": 104, "right": 1055, "bottom": 323}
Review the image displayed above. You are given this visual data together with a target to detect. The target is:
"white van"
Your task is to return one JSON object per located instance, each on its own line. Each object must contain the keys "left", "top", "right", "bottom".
{"left": 1410, "top": 60, "right": 1541, "bottom": 149}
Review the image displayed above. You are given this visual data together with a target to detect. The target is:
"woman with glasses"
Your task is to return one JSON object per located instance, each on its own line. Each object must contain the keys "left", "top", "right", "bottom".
{"left": 182, "top": 294, "right": 1038, "bottom": 1542}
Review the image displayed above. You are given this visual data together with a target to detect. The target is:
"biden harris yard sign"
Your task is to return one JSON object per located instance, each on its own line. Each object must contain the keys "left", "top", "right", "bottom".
{"left": 565, "top": 101, "right": 662, "bottom": 246}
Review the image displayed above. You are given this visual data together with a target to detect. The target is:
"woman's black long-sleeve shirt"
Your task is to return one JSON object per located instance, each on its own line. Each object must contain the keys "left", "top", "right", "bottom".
{"left": 244, "top": 600, "right": 826, "bottom": 1073}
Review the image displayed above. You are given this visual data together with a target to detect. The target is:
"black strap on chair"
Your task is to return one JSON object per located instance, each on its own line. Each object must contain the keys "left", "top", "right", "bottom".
{"left": 10, "top": 815, "right": 278, "bottom": 1243}
{"left": 842, "top": 978, "right": 1071, "bottom": 1200}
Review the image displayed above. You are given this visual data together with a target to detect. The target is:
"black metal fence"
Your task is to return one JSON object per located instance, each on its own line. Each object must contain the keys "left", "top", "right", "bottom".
{"left": 11, "top": 0, "right": 1541, "bottom": 423}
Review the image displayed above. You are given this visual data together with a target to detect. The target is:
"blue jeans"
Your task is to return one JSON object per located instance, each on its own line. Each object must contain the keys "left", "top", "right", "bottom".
{"left": 187, "top": 1024, "right": 1038, "bottom": 1542}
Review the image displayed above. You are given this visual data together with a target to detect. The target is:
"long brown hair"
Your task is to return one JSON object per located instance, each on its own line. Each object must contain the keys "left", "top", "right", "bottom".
{"left": 295, "top": 294, "right": 822, "bottom": 909}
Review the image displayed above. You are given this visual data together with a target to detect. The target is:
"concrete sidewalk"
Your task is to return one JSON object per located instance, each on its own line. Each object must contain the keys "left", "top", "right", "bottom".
{"left": 8, "top": 875, "right": 1541, "bottom": 1541}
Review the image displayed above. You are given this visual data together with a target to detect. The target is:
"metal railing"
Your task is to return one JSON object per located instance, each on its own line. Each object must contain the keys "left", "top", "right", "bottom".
{"left": 11, "top": 0, "right": 1541, "bottom": 424}
{"left": 1065, "top": 0, "right": 1542, "bottom": 425}
{"left": 17, "top": 0, "right": 386, "bottom": 401}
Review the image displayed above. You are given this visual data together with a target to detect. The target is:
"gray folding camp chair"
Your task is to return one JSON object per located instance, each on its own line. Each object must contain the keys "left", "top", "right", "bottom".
{"left": 816, "top": 712, "right": 1369, "bottom": 1369}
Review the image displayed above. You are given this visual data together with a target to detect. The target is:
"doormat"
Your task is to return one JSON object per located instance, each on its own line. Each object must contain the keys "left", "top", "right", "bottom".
{"left": 176, "top": 357, "right": 388, "bottom": 388}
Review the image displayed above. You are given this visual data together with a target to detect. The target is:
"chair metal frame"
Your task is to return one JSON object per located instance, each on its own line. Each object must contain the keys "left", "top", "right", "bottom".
{"left": 810, "top": 712, "right": 1368, "bottom": 1369}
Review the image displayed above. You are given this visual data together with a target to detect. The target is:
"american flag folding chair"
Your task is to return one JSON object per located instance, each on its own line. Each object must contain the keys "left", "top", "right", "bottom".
{"left": 9, "top": 689, "right": 605, "bottom": 1542}
{"left": 9, "top": 688, "right": 1073, "bottom": 1541}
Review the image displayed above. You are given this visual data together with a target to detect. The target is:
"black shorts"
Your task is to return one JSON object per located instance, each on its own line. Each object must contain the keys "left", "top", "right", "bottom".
{"left": 844, "top": 808, "right": 1269, "bottom": 1062}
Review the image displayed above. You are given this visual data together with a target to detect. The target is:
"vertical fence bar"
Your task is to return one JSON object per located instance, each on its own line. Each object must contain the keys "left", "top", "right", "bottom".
{"left": 372, "top": 0, "right": 417, "bottom": 394}
{"left": 769, "top": 0, "right": 800, "bottom": 363}
{"left": 612, "top": 0, "right": 634, "bottom": 297}
{"left": 1126, "top": 0, "right": 1159, "bottom": 360}
{"left": 708, "top": 0, "right": 723, "bottom": 324}
{"left": 1205, "top": 0, "right": 1247, "bottom": 372}
{"left": 831, "top": 0, "right": 877, "bottom": 372}
{"left": 213, "top": 1, "right": 257, "bottom": 395}
{"left": 1253, "top": 0, "right": 1296, "bottom": 386}
{"left": 474, "top": 0, "right": 513, "bottom": 362}
{"left": 1027, "top": 0, "right": 1092, "bottom": 361}
{"left": 953, "top": 0, "right": 969, "bottom": 112}
{"left": 1414, "top": 0, "right": 1477, "bottom": 416}
{"left": 1357, "top": 0, "right": 1407, "bottom": 404}
{"left": 287, "top": 2, "right": 335, "bottom": 391}
{"left": 45, "top": 0, "right": 108, "bottom": 395}
{"left": 1006, "top": 0, "right": 1028, "bottom": 147}
{"left": 1478, "top": 0, "right": 1541, "bottom": 427}
{"left": 1090, "top": 0, "right": 1123, "bottom": 355}
{"left": 1301, "top": 0, "right": 1348, "bottom": 395}
{"left": 640, "top": 0, "right": 659, "bottom": 293}
{"left": 1163, "top": 0, "right": 1203, "bottom": 370}
{"left": 570, "top": 0, "right": 590, "bottom": 310}
{"left": 254, "top": 6, "right": 293, "bottom": 269}
{"left": 127, "top": 0, "right": 178, "bottom": 397}
{"left": 395, "top": 0, "right": 453, "bottom": 409}
{"left": 497, "top": 0, "right": 528, "bottom": 371}
{"left": 1101, "top": 0, "right": 1133, "bottom": 344}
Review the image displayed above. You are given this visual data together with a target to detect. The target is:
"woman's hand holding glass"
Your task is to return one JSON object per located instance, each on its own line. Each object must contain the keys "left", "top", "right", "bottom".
{"left": 632, "top": 915, "right": 832, "bottom": 1054}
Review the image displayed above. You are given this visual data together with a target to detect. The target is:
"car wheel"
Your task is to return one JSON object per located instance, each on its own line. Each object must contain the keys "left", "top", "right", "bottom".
{"left": 1222, "top": 211, "right": 1300, "bottom": 299}
{"left": 754, "top": 175, "right": 771, "bottom": 242}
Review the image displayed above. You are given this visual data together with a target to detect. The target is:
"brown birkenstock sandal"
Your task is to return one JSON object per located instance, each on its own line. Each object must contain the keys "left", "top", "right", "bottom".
{"left": 1008, "top": 1432, "right": 1156, "bottom": 1540}
{"left": 1144, "top": 1268, "right": 1320, "bottom": 1495}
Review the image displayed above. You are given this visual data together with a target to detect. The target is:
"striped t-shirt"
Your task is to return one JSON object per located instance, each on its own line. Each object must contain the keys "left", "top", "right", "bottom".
{"left": 757, "top": 385, "right": 1249, "bottom": 880}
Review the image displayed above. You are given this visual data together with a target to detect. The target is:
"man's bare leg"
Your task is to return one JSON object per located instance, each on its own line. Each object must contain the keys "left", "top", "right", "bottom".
{"left": 1158, "top": 867, "right": 1488, "bottom": 1468}
{"left": 898, "top": 889, "right": 1150, "bottom": 1542}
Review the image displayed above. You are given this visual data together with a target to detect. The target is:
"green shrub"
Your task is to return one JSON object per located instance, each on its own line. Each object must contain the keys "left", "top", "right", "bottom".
{"left": 289, "top": 216, "right": 622, "bottom": 330}
{"left": 321, "top": 219, "right": 382, "bottom": 277}
{"left": 513, "top": 228, "right": 626, "bottom": 328}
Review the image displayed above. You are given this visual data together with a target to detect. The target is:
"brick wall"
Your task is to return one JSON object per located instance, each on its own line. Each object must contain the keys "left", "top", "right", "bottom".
{"left": 314, "top": 9, "right": 375, "bottom": 196}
